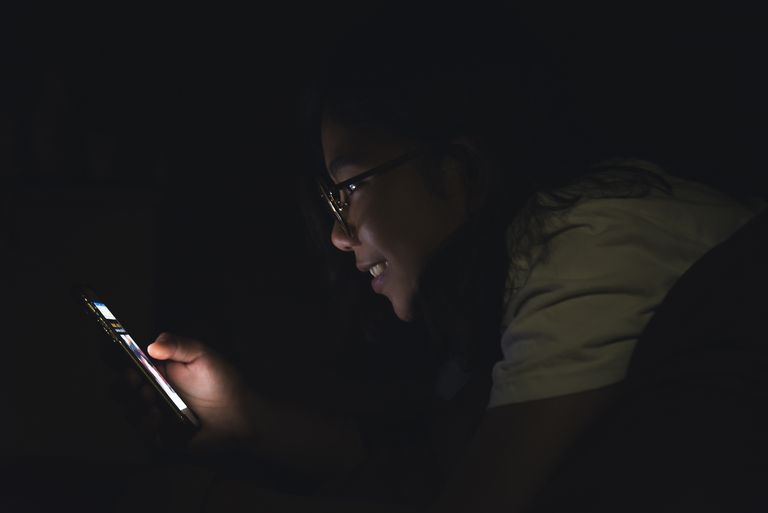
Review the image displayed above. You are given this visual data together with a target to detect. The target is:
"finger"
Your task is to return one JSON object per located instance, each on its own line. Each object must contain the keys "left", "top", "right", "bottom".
{"left": 125, "top": 367, "right": 142, "bottom": 387}
{"left": 109, "top": 370, "right": 143, "bottom": 404}
{"left": 147, "top": 332, "right": 207, "bottom": 363}
{"left": 138, "top": 406, "right": 162, "bottom": 441}
{"left": 120, "top": 393, "right": 151, "bottom": 429}
{"left": 138, "top": 406, "right": 160, "bottom": 431}
{"left": 109, "top": 377, "right": 134, "bottom": 404}
{"left": 140, "top": 383, "right": 156, "bottom": 404}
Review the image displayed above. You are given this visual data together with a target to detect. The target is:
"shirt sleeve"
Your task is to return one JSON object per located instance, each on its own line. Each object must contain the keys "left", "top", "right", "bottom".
{"left": 487, "top": 197, "right": 723, "bottom": 408}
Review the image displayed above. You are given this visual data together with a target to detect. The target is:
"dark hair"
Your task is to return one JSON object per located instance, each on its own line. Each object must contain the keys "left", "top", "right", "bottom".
{"left": 296, "top": 5, "right": 674, "bottom": 315}
{"left": 295, "top": 8, "right": 677, "bottom": 378}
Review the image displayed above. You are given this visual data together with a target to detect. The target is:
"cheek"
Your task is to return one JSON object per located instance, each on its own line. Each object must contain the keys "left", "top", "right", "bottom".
{"left": 369, "top": 189, "right": 450, "bottom": 271}
{"left": 358, "top": 208, "right": 413, "bottom": 263}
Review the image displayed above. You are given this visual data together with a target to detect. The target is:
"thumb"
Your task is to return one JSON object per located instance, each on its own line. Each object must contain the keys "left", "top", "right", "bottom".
{"left": 147, "top": 332, "right": 207, "bottom": 363}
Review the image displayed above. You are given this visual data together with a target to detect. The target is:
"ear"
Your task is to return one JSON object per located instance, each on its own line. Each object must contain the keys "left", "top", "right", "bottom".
{"left": 445, "top": 136, "right": 492, "bottom": 212}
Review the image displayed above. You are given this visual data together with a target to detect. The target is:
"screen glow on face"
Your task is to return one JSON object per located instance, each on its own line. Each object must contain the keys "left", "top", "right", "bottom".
{"left": 120, "top": 334, "right": 189, "bottom": 411}
{"left": 93, "top": 301, "right": 117, "bottom": 320}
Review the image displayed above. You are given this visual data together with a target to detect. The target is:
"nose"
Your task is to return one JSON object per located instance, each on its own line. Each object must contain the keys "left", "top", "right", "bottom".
{"left": 330, "top": 220, "right": 358, "bottom": 252}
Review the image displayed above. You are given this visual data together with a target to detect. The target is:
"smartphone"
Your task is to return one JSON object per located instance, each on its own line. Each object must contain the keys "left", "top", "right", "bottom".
{"left": 75, "top": 286, "right": 201, "bottom": 430}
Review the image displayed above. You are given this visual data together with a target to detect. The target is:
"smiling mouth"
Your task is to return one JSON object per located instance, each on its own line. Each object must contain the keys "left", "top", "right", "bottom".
{"left": 369, "top": 261, "right": 388, "bottom": 295}
{"left": 369, "top": 261, "right": 388, "bottom": 278}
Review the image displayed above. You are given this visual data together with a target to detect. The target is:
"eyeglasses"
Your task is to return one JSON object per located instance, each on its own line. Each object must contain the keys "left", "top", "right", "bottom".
{"left": 317, "top": 149, "right": 424, "bottom": 237}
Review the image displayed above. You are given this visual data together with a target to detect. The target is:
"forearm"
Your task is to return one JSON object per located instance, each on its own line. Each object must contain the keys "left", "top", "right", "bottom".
{"left": 204, "top": 477, "right": 422, "bottom": 513}
{"left": 251, "top": 396, "right": 367, "bottom": 477}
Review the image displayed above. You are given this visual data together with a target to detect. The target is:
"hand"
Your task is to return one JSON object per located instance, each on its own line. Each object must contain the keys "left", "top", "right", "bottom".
{"left": 120, "top": 332, "right": 265, "bottom": 456}
{"left": 149, "top": 332, "right": 266, "bottom": 452}
{"left": 114, "top": 332, "right": 365, "bottom": 476}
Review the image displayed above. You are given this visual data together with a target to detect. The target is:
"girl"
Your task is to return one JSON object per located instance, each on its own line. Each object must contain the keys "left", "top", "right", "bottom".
{"left": 136, "top": 7, "right": 766, "bottom": 512}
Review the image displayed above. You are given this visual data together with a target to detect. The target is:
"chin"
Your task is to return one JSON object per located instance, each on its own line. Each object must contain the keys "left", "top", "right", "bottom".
{"left": 389, "top": 296, "right": 415, "bottom": 322}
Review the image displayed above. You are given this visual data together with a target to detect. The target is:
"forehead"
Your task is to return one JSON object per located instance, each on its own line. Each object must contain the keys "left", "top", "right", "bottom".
{"left": 320, "top": 115, "right": 412, "bottom": 166}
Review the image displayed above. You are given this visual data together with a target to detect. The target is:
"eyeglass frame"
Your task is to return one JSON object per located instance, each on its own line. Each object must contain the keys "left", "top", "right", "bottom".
{"left": 317, "top": 149, "right": 426, "bottom": 237}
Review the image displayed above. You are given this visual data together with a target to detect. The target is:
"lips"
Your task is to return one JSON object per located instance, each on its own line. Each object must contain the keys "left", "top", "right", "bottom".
{"left": 356, "top": 260, "right": 386, "bottom": 274}
{"left": 356, "top": 260, "right": 389, "bottom": 293}
{"left": 371, "top": 264, "right": 387, "bottom": 293}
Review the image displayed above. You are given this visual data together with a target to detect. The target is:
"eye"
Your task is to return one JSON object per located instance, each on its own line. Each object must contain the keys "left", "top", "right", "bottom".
{"left": 340, "top": 182, "right": 363, "bottom": 203}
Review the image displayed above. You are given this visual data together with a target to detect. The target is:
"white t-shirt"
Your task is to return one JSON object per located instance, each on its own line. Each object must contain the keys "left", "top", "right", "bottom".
{"left": 487, "top": 160, "right": 767, "bottom": 408}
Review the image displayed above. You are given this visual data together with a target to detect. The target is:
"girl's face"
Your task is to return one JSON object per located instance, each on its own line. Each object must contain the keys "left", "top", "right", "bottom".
{"left": 321, "top": 115, "right": 469, "bottom": 321}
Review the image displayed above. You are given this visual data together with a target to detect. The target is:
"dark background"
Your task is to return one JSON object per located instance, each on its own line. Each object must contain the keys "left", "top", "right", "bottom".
{"left": 2, "top": 0, "right": 767, "bottom": 489}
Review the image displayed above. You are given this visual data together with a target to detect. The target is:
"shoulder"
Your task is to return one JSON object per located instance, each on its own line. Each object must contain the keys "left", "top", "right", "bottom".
{"left": 489, "top": 159, "right": 764, "bottom": 407}
{"left": 503, "top": 158, "right": 764, "bottom": 300}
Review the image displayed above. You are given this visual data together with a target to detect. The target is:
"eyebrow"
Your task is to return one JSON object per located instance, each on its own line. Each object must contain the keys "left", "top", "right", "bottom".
{"left": 328, "top": 156, "right": 359, "bottom": 179}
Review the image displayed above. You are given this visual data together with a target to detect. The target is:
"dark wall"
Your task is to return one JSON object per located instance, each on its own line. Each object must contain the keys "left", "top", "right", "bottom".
{"left": 2, "top": 2, "right": 766, "bottom": 469}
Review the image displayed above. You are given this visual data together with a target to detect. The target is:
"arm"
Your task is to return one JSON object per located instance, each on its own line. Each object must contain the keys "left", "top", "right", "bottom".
{"left": 427, "top": 383, "right": 622, "bottom": 513}
{"left": 201, "top": 384, "right": 620, "bottom": 513}
{"left": 250, "top": 393, "right": 366, "bottom": 475}
{"left": 204, "top": 480, "right": 421, "bottom": 513}
{"left": 143, "top": 333, "right": 367, "bottom": 477}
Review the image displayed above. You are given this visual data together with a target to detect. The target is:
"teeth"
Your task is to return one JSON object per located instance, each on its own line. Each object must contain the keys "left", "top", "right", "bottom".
{"left": 369, "top": 261, "right": 388, "bottom": 278}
